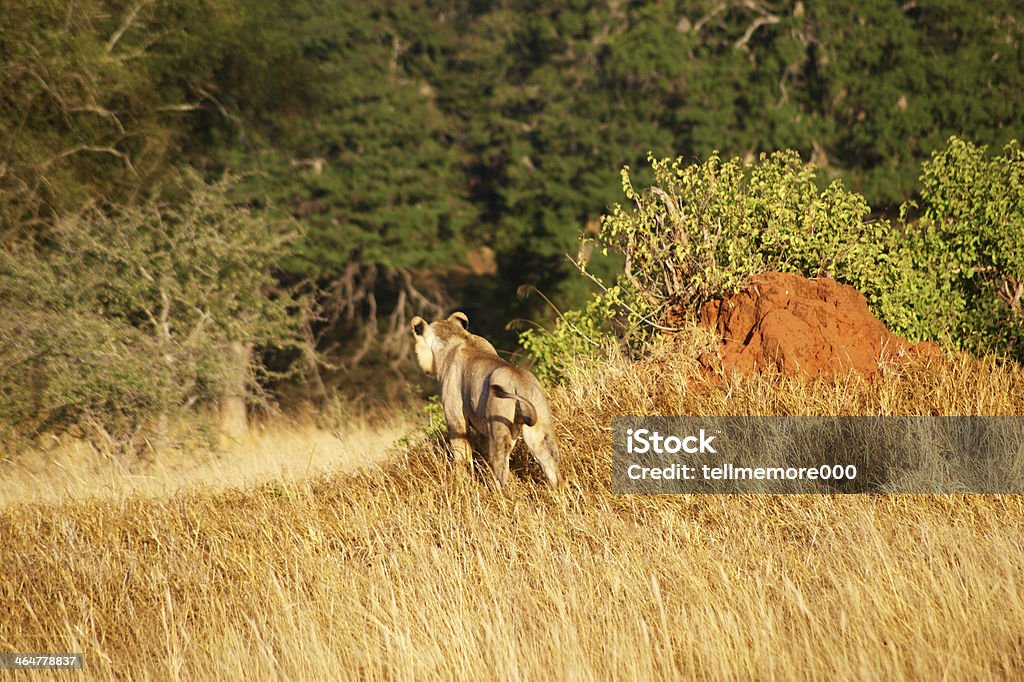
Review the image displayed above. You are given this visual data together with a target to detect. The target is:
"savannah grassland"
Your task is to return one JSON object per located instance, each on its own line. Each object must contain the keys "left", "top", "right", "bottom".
{"left": 2, "top": 338, "right": 1024, "bottom": 681}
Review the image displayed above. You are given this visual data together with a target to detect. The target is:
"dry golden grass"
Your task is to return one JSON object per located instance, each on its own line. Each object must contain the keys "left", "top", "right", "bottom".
{"left": 2, "top": 338, "right": 1024, "bottom": 680}
{"left": 0, "top": 401, "right": 413, "bottom": 507}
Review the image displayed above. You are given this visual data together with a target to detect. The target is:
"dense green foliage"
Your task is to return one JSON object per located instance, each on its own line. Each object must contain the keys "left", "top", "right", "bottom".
{"left": 900, "top": 139, "right": 1024, "bottom": 353}
{"left": 523, "top": 138, "right": 1023, "bottom": 380}
{"left": 1, "top": 1, "right": 1022, "bottom": 437}
{"left": 4, "top": 2, "right": 1021, "bottom": 308}
{"left": 601, "top": 150, "right": 889, "bottom": 314}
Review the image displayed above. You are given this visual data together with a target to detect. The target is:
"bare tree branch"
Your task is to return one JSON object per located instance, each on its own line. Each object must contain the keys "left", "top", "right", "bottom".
{"left": 155, "top": 103, "right": 202, "bottom": 113}
{"left": 999, "top": 277, "right": 1024, "bottom": 316}
{"left": 693, "top": 3, "right": 728, "bottom": 33}
{"left": 70, "top": 105, "right": 127, "bottom": 135}
{"left": 397, "top": 268, "right": 448, "bottom": 318}
{"left": 566, "top": 254, "right": 686, "bottom": 333}
{"left": 105, "top": 0, "right": 154, "bottom": 53}
{"left": 735, "top": 14, "right": 781, "bottom": 50}
{"left": 42, "top": 145, "right": 137, "bottom": 175}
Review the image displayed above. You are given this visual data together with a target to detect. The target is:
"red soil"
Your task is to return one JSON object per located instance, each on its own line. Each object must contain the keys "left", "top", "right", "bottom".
{"left": 691, "top": 272, "right": 938, "bottom": 379}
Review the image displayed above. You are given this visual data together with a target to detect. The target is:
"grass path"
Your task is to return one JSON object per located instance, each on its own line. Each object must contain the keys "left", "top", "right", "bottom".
{"left": 0, "top": 407, "right": 415, "bottom": 507}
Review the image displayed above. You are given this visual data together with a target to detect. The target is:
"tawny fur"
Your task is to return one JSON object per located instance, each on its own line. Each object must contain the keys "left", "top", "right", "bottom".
{"left": 411, "top": 312, "right": 560, "bottom": 486}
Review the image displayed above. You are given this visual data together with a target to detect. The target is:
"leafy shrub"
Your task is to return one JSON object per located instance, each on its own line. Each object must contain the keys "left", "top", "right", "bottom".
{"left": 523, "top": 138, "right": 1024, "bottom": 380}
{"left": 0, "top": 173, "right": 304, "bottom": 448}
{"left": 395, "top": 396, "right": 450, "bottom": 449}
{"left": 601, "top": 151, "right": 882, "bottom": 315}
{"left": 899, "top": 138, "right": 1023, "bottom": 355}
{"left": 523, "top": 150, "right": 903, "bottom": 379}
{"left": 519, "top": 297, "right": 618, "bottom": 385}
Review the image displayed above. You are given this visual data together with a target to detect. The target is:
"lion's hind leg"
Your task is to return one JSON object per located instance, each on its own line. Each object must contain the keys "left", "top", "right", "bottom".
{"left": 523, "top": 425, "right": 560, "bottom": 486}
{"left": 486, "top": 421, "right": 516, "bottom": 487}
{"left": 449, "top": 432, "right": 473, "bottom": 467}
{"left": 441, "top": 402, "right": 474, "bottom": 474}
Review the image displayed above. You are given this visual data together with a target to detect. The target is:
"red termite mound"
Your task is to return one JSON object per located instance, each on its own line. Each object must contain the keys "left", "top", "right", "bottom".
{"left": 690, "top": 272, "right": 938, "bottom": 379}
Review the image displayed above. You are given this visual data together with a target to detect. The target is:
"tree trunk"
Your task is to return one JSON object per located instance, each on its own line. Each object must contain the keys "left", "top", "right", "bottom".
{"left": 302, "top": 312, "right": 329, "bottom": 407}
{"left": 219, "top": 340, "right": 252, "bottom": 443}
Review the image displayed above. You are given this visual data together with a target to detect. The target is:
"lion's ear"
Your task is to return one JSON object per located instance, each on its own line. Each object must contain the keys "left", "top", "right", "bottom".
{"left": 448, "top": 311, "right": 469, "bottom": 330}
{"left": 411, "top": 316, "right": 427, "bottom": 336}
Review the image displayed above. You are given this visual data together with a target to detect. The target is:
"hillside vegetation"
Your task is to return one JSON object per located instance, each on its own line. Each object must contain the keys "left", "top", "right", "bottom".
{"left": 3, "top": 1, "right": 1022, "bottom": 448}
{"left": 3, "top": 340, "right": 1023, "bottom": 680}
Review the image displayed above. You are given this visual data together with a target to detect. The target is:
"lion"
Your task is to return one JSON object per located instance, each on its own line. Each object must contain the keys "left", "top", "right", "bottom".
{"left": 411, "top": 312, "right": 560, "bottom": 486}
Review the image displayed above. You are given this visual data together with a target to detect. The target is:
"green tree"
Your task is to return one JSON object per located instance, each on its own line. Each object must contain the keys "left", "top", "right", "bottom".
{"left": 900, "top": 137, "right": 1024, "bottom": 354}
{"left": 805, "top": 0, "right": 1023, "bottom": 205}
{"left": 4, "top": 0, "right": 1022, "bottom": 395}
{"left": 0, "top": 174, "right": 302, "bottom": 448}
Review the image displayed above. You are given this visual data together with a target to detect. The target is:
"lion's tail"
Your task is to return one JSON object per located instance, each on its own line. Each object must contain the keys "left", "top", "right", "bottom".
{"left": 490, "top": 383, "right": 538, "bottom": 427}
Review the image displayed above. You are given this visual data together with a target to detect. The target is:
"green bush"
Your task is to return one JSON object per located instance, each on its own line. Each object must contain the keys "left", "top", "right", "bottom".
{"left": 395, "top": 395, "right": 450, "bottom": 450}
{"left": 899, "top": 138, "right": 1023, "bottom": 355}
{"left": 0, "top": 173, "right": 304, "bottom": 448}
{"left": 519, "top": 297, "right": 620, "bottom": 385}
{"left": 610, "top": 152, "right": 859, "bottom": 309}
{"left": 523, "top": 138, "right": 1023, "bottom": 380}
{"left": 523, "top": 149, "right": 902, "bottom": 379}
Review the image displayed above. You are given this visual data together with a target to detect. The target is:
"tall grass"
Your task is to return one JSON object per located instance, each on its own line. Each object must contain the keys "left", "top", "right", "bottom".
{"left": 0, "top": 400, "right": 412, "bottom": 506}
{"left": 2, "top": 338, "right": 1023, "bottom": 680}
